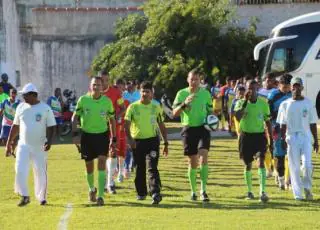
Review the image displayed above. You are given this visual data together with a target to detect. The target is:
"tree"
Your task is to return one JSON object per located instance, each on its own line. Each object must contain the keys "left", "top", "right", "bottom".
{"left": 91, "top": 0, "right": 262, "bottom": 98}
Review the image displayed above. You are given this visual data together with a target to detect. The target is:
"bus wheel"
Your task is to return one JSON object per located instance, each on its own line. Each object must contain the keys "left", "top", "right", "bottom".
{"left": 316, "top": 91, "right": 320, "bottom": 118}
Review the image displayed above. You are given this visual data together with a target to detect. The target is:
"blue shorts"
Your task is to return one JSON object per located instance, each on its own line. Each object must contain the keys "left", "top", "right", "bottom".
{"left": 55, "top": 117, "right": 63, "bottom": 125}
{"left": 0, "top": 125, "right": 11, "bottom": 139}
{"left": 273, "top": 136, "right": 286, "bottom": 157}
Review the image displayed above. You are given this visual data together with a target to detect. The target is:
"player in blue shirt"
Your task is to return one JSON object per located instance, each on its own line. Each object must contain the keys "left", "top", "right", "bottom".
{"left": 267, "top": 74, "right": 292, "bottom": 190}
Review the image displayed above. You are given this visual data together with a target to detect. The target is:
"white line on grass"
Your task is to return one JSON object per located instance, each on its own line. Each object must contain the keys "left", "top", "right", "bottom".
{"left": 57, "top": 203, "right": 73, "bottom": 230}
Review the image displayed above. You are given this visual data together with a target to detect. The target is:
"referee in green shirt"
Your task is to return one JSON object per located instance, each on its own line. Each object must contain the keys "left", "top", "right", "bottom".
{"left": 72, "top": 77, "right": 116, "bottom": 206}
{"left": 234, "top": 80, "right": 273, "bottom": 203}
{"left": 172, "top": 69, "right": 213, "bottom": 202}
{"left": 125, "top": 81, "right": 168, "bottom": 205}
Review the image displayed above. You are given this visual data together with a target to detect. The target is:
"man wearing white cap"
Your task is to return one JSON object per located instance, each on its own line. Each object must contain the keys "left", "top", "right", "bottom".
{"left": 5, "top": 83, "right": 56, "bottom": 206}
{"left": 277, "top": 77, "right": 319, "bottom": 200}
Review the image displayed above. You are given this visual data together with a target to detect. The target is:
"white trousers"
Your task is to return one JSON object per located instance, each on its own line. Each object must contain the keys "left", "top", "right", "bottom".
{"left": 15, "top": 144, "right": 48, "bottom": 202}
{"left": 286, "top": 133, "right": 313, "bottom": 199}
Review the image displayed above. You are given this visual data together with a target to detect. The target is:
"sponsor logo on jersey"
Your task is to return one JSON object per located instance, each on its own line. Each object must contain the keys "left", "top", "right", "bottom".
{"left": 35, "top": 113, "right": 42, "bottom": 122}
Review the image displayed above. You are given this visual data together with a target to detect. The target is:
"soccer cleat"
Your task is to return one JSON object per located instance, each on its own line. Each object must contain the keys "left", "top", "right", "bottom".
{"left": 89, "top": 187, "right": 97, "bottom": 202}
{"left": 259, "top": 192, "right": 269, "bottom": 203}
{"left": 136, "top": 195, "right": 147, "bottom": 201}
{"left": 279, "top": 185, "right": 285, "bottom": 190}
{"left": 40, "top": 200, "right": 47, "bottom": 206}
{"left": 278, "top": 177, "right": 285, "bottom": 190}
{"left": 304, "top": 189, "right": 313, "bottom": 201}
{"left": 200, "top": 192, "right": 210, "bottom": 202}
{"left": 151, "top": 193, "right": 162, "bottom": 205}
{"left": 96, "top": 197, "right": 104, "bottom": 206}
{"left": 18, "top": 196, "right": 30, "bottom": 207}
{"left": 285, "top": 179, "right": 291, "bottom": 190}
{"left": 108, "top": 185, "right": 117, "bottom": 194}
{"left": 117, "top": 174, "right": 124, "bottom": 183}
{"left": 190, "top": 193, "right": 197, "bottom": 201}
{"left": 246, "top": 192, "right": 255, "bottom": 200}
{"left": 266, "top": 170, "right": 273, "bottom": 178}
{"left": 285, "top": 183, "right": 291, "bottom": 190}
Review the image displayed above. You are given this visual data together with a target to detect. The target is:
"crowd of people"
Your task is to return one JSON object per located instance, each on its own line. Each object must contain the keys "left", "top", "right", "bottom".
{"left": 1, "top": 69, "right": 319, "bottom": 207}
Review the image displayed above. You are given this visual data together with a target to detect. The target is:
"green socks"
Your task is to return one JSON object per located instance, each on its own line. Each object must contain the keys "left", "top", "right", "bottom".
{"left": 98, "top": 170, "right": 106, "bottom": 198}
{"left": 200, "top": 164, "right": 209, "bottom": 193}
{"left": 87, "top": 171, "right": 106, "bottom": 198}
{"left": 244, "top": 170, "right": 252, "bottom": 193}
{"left": 258, "top": 168, "right": 266, "bottom": 194}
{"left": 86, "top": 173, "right": 94, "bottom": 191}
{"left": 188, "top": 167, "right": 197, "bottom": 194}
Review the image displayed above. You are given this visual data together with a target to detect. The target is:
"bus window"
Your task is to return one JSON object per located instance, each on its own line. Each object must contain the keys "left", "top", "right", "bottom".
{"left": 270, "top": 48, "right": 286, "bottom": 72}
{"left": 262, "top": 22, "right": 320, "bottom": 77}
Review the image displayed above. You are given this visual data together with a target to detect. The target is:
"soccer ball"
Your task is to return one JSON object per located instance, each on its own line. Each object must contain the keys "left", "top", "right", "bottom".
{"left": 204, "top": 114, "right": 219, "bottom": 131}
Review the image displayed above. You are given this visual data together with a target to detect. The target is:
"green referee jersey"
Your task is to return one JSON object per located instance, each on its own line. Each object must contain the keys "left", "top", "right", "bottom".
{"left": 234, "top": 98, "right": 270, "bottom": 133}
{"left": 124, "top": 101, "right": 164, "bottom": 139}
{"left": 173, "top": 87, "right": 213, "bottom": 127}
{"left": 75, "top": 94, "right": 114, "bottom": 133}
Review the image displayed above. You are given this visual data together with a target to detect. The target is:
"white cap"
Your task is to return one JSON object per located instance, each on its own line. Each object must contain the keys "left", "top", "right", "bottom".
{"left": 18, "top": 83, "right": 38, "bottom": 94}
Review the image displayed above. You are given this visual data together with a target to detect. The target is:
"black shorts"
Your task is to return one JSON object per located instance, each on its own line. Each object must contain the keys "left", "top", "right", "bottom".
{"left": 181, "top": 126, "right": 210, "bottom": 156}
{"left": 80, "top": 131, "right": 110, "bottom": 162}
{"left": 239, "top": 132, "right": 267, "bottom": 164}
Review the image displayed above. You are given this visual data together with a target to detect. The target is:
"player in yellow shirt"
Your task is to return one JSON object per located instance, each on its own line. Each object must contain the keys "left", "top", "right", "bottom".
{"left": 125, "top": 81, "right": 168, "bottom": 205}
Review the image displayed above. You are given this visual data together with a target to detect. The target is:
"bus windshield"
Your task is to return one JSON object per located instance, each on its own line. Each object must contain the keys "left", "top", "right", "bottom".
{"left": 262, "top": 22, "right": 320, "bottom": 77}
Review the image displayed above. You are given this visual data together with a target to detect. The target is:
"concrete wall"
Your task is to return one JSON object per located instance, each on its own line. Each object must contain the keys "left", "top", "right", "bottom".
{"left": 32, "top": 9, "right": 139, "bottom": 37}
{"left": 19, "top": 35, "right": 107, "bottom": 99}
{"left": 236, "top": 4, "right": 320, "bottom": 36}
{"left": 2, "top": 0, "right": 21, "bottom": 87}
{"left": 16, "top": 0, "right": 145, "bottom": 7}
{"left": 0, "top": 0, "right": 5, "bottom": 71}
{"left": 2, "top": 0, "right": 143, "bottom": 99}
{"left": 16, "top": 0, "right": 145, "bottom": 26}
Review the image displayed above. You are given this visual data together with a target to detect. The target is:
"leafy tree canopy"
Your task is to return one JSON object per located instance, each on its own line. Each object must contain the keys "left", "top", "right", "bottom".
{"left": 91, "top": 0, "right": 262, "bottom": 98}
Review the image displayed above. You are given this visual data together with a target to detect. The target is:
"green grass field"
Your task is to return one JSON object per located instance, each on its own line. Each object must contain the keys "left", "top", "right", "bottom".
{"left": 1, "top": 134, "right": 320, "bottom": 229}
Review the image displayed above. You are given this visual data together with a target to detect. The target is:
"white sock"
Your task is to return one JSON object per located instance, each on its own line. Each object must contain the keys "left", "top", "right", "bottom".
{"left": 107, "top": 158, "right": 117, "bottom": 187}
{"left": 106, "top": 158, "right": 113, "bottom": 187}
{"left": 118, "top": 157, "right": 124, "bottom": 176}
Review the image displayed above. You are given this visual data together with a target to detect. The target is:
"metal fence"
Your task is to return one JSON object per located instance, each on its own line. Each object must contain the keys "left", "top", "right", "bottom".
{"left": 234, "top": 0, "right": 320, "bottom": 5}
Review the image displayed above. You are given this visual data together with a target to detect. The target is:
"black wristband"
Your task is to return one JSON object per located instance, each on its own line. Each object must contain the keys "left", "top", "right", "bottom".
{"left": 164, "top": 141, "right": 169, "bottom": 146}
{"left": 112, "top": 137, "right": 117, "bottom": 143}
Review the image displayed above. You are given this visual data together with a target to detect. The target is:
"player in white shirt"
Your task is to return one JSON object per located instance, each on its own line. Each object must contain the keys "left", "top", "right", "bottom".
{"left": 277, "top": 77, "right": 319, "bottom": 200}
{"left": 5, "top": 83, "right": 56, "bottom": 206}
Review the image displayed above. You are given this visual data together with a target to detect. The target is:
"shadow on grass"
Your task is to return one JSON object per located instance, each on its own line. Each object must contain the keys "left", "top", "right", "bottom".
{"left": 113, "top": 199, "right": 309, "bottom": 211}
{"left": 48, "top": 197, "right": 320, "bottom": 211}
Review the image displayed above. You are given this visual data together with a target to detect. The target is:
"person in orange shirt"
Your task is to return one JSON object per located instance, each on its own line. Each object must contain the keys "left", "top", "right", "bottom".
{"left": 100, "top": 71, "right": 126, "bottom": 194}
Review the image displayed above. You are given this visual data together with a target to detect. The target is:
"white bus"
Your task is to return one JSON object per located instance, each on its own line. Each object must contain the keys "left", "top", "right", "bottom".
{"left": 254, "top": 11, "right": 320, "bottom": 118}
